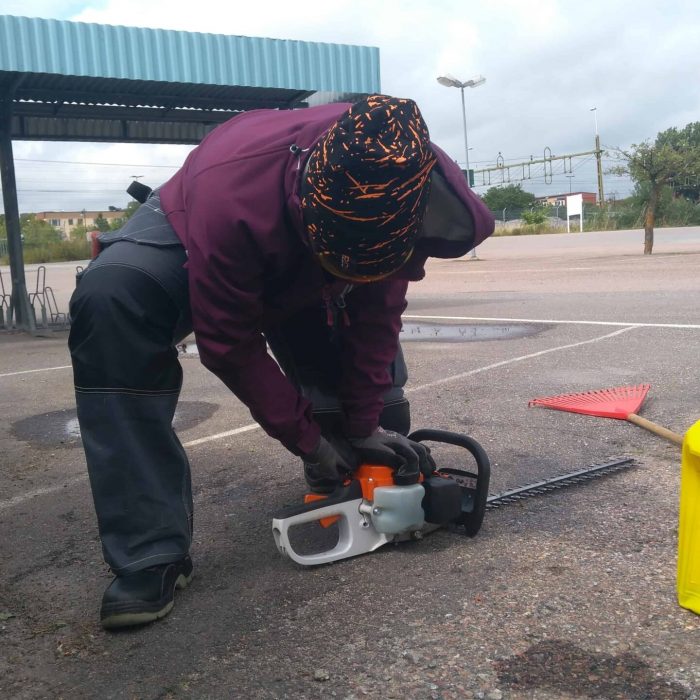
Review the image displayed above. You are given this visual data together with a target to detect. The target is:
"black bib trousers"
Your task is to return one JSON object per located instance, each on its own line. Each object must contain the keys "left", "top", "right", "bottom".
{"left": 68, "top": 192, "right": 409, "bottom": 574}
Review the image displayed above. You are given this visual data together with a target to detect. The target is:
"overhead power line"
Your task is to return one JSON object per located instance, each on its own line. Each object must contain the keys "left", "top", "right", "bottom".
{"left": 14, "top": 157, "right": 181, "bottom": 168}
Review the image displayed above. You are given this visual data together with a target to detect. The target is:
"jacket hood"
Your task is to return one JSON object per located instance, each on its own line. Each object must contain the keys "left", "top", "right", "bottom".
{"left": 423, "top": 143, "right": 495, "bottom": 253}
{"left": 384, "top": 142, "right": 495, "bottom": 281}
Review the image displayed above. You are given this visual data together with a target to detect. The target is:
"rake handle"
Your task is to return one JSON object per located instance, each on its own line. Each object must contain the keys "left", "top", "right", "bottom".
{"left": 626, "top": 413, "right": 684, "bottom": 446}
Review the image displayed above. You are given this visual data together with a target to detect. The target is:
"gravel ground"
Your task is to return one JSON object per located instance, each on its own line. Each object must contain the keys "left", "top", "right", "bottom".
{"left": 1, "top": 228, "right": 699, "bottom": 699}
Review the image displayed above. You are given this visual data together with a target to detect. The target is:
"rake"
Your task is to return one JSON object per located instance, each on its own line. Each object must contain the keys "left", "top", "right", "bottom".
{"left": 529, "top": 384, "right": 684, "bottom": 446}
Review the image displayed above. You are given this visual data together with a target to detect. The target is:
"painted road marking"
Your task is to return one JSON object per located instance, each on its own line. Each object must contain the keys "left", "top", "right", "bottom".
{"left": 1, "top": 314, "right": 696, "bottom": 380}
{"left": 404, "top": 315, "right": 700, "bottom": 330}
{"left": 0, "top": 365, "right": 72, "bottom": 378}
{"left": 182, "top": 423, "right": 259, "bottom": 447}
{"left": 406, "top": 326, "right": 636, "bottom": 394}
{"left": 0, "top": 425, "right": 260, "bottom": 512}
{"left": 1, "top": 326, "right": 640, "bottom": 512}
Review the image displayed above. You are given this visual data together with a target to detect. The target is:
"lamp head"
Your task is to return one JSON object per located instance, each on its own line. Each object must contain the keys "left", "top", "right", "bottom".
{"left": 437, "top": 75, "right": 461, "bottom": 88}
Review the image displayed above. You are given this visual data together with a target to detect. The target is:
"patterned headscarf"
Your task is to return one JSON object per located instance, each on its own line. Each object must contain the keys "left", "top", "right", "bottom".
{"left": 302, "top": 94, "right": 437, "bottom": 281}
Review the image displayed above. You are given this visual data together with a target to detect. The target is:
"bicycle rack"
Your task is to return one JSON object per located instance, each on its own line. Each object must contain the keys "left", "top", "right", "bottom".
{"left": 29, "top": 265, "right": 48, "bottom": 327}
{"left": 28, "top": 266, "right": 68, "bottom": 330}
{"left": 0, "top": 269, "right": 10, "bottom": 329}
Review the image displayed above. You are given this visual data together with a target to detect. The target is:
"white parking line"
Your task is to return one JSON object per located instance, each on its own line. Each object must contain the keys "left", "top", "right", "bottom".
{"left": 0, "top": 475, "right": 90, "bottom": 513}
{"left": 404, "top": 314, "right": 700, "bottom": 330}
{"left": 406, "top": 326, "right": 637, "bottom": 393}
{"left": 0, "top": 365, "right": 72, "bottom": 378}
{"left": 0, "top": 424, "right": 263, "bottom": 512}
{"left": 1, "top": 315, "right": 695, "bottom": 381}
{"left": 0, "top": 326, "right": 640, "bottom": 512}
{"left": 182, "top": 423, "right": 259, "bottom": 447}
{"left": 438, "top": 267, "right": 599, "bottom": 274}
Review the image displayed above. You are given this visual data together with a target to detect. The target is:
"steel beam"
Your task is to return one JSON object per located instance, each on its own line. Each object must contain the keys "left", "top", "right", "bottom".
{"left": 0, "top": 93, "right": 36, "bottom": 331}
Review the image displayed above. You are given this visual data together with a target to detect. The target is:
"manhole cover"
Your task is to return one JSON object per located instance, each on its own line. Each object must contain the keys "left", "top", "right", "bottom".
{"left": 176, "top": 322, "right": 544, "bottom": 355}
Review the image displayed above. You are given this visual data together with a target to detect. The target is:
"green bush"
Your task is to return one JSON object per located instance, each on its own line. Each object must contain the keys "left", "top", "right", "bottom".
{"left": 521, "top": 209, "right": 549, "bottom": 226}
{"left": 663, "top": 195, "right": 700, "bottom": 226}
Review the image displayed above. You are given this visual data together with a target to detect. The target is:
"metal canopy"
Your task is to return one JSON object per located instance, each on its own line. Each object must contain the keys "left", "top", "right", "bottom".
{"left": 0, "top": 15, "right": 380, "bottom": 330}
{"left": 6, "top": 77, "right": 313, "bottom": 144}
{"left": 1, "top": 15, "right": 379, "bottom": 144}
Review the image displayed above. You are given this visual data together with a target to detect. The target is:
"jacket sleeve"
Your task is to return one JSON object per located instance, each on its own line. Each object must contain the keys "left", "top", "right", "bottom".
{"left": 337, "top": 278, "right": 409, "bottom": 437}
{"left": 185, "top": 219, "right": 320, "bottom": 457}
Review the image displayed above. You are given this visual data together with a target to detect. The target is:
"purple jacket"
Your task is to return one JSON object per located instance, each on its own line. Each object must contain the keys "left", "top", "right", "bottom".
{"left": 159, "top": 102, "right": 494, "bottom": 455}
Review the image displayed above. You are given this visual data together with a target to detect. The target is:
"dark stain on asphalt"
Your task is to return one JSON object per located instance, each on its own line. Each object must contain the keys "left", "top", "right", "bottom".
{"left": 11, "top": 401, "right": 218, "bottom": 448}
{"left": 7, "top": 536, "right": 86, "bottom": 585}
{"left": 495, "top": 639, "right": 691, "bottom": 699}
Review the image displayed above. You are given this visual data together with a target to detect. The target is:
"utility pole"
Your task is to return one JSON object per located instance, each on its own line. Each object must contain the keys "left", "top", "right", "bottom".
{"left": 591, "top": 107, "right": 605, "bottom": 205}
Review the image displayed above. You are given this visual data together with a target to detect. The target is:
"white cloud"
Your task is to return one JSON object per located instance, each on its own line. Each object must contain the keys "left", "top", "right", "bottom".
{"left": 3, "top": 0, "right": 700, "bottom": 211}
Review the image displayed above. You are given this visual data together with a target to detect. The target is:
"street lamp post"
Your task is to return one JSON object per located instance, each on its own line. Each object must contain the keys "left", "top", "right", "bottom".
{"left": 437, "top": 74, "right": 485, "bottom": 258}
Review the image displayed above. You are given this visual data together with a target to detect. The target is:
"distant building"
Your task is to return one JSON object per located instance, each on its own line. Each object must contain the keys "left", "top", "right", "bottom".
{"left": 535, "top": 192, "right": 597, "bottom": 207}
{"left": 35, "top": 210, "right": 124, "bottom": 239}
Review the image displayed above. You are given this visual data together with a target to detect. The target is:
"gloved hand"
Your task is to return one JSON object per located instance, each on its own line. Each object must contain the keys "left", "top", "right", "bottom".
{"left": 303, "top": 436, "right": 354, "bottom": 494}
{"left": 348, "top": 427, "right": 436, "bottom": 484}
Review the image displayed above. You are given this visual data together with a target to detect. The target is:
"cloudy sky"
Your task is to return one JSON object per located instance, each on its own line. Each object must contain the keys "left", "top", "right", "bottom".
{"left": 2, "top": 0, "right": 700, "bottom": 213}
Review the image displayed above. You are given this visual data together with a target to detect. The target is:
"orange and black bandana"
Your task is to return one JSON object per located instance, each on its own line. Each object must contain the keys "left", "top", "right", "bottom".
{"left": 302, "top": 94, "right": 437, "bottom": 281}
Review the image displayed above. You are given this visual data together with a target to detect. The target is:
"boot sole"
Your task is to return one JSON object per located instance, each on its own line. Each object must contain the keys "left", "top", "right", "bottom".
{"left": 101, "top": 572, "right": 192, "bottom": 630}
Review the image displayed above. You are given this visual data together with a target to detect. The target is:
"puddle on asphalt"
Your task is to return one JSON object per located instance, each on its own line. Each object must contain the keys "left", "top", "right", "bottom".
{"left": 12, "top": 401, "right": 218, "bottom": 449}
{"left": 176, "top": 323, "right": 544, "bottom": 356}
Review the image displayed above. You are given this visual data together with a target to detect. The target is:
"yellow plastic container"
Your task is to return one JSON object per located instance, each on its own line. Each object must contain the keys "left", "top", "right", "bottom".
{"left": 678, "top": 419, "right": 700, "bottom": 614}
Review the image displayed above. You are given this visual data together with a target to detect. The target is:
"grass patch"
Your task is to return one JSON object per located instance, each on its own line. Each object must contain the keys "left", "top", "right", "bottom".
{"left": 0, "top": 239, "right": 91, "bottom": 265}
{"left": 493, "top": 224, "right": 569, "bottom": 236}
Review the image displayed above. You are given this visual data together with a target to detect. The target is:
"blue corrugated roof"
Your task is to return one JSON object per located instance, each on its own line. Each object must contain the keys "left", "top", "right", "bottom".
{"left": 0, "top": 15, "right": 380, "bottom": 93}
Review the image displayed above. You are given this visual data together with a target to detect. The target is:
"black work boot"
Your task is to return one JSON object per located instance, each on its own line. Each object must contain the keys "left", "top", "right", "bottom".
{"left": 100, "top": 556, "right": 193, "bottom": 630}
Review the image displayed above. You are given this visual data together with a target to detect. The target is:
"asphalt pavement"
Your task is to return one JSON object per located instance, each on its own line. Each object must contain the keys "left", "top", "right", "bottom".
{"left": 1, "top": 227, "right": 699, "bottom": 699}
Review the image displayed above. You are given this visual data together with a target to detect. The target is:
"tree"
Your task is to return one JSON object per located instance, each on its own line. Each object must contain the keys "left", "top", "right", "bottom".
{"left": 656, "top": 122, "right": 700, "bottom": 202}
{"left": 481, "top": 184, "right": 536, "bottom": 211}
{"left": 69, "top": 224, "right": 91, "bottom": 241}
{"left": 612, "top": 122, "right": 700, "bottom": 254}
{"left": 94, "top": 214, "right": 111, "bottom": 232}
{"left": 108, "top": 201, "right": 140, "bottom": 230}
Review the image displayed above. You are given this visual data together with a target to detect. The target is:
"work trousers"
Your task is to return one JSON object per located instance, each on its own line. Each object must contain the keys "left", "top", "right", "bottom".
{"left": 68, "top": 193, "right": 409, "bottom": 574}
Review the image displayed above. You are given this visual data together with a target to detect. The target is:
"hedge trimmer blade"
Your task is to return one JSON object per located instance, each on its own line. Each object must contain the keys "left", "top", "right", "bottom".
{"left": 529, "top": 384, "right": 650, "bottom": 420}
{"left": 487, "top": 457, "right": 636, "bottom": 510}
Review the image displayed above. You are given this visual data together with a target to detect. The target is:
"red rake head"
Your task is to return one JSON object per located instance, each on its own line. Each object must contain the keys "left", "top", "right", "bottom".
{"left": 529, "top": 384, "right": 651, "bottom": 420}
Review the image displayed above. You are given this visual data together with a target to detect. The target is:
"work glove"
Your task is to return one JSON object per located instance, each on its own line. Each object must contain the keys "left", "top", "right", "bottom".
{"left": 303, "top": 435, "right": 355, "bottom": 494}
{"left": 348, "top": 427, "right": 436, "bottom": 485}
